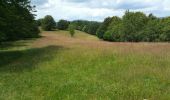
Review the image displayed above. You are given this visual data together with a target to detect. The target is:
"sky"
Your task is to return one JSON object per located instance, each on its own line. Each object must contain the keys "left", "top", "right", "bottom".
{"left": 31, "top": 0, "right": 170, "bottom": 22}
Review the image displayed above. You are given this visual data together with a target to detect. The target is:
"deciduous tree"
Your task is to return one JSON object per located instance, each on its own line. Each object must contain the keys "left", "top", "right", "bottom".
{"left": 42, "top": 15, "right": 56, "bottom": 31}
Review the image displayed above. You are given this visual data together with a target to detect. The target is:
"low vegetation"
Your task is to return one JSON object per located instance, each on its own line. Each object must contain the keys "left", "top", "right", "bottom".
{"left": 0, "top": 30, "right": 170, "bottom": 99}
{"left": 1, "top": 0, "right": 170, "bottom": 99}
{"left": 68, "top": 24, "right": 75, "bottom": 37}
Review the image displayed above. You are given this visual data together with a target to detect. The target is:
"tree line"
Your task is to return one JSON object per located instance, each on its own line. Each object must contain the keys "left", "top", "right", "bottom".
{"left": 97, "top": 11, "right": 170, "bottom": 42}
{"left": 37, "top": 16, "right": 101, "bottom": 36}
{"left": 71, "top": 20, "right": 101, "bottom": 35}
{"left": 39, "top": 11, "right": 170, "bottom": 42}
{"left": 1, "top": 0, "right": 170, "bottom": 43}
{"left": 0, "top": 0, "right": 40, "bottom": 42}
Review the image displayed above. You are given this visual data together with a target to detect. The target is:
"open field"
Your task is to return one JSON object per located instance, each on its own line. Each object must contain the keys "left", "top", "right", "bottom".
{"left": 0, "top": 30, "right": 170, "bottom": 100}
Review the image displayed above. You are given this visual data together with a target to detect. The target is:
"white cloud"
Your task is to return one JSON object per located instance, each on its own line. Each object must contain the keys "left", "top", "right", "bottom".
{"left": 32, "top": 0, "right": 170, "bottom": 21}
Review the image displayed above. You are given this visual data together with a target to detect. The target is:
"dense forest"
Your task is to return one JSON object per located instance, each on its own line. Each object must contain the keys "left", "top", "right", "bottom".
{"left": 0, "top": 0, "right": 39, "bottom": 42}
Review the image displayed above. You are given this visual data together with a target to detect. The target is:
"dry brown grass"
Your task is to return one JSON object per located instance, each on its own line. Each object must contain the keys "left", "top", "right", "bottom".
{"left": 32, "top": 31, "right": 170, "bottom": 56}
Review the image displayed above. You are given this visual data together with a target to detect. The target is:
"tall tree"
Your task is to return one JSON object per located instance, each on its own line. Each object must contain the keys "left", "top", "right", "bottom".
{"left": 57, "top": 20, "right": 70, "bottom": 30}
{"left": 122, "top": 11, "right": 148, "bottom": 42}
{"left": 36, "top": 18, "right": 43, "bottom": 26}
{"left": 104, "top": 16, "right": 123, "bottom": 41}
{"left": 96, "top": 17, "right": 112, "bottom": 39}
{"left": 160, "top": 17, "right": 170, "bottom": 41}
{"left": 140, "top": 18, "right": 162, "bottom": 42}
{"left": 87, "top": 22, "right": 101, "bottom": 35}
{"left": 0, "top": 0, "right": 39, "bottom": 42}
{"left": 41, "top": 15, "right": 56, "bottom": 31}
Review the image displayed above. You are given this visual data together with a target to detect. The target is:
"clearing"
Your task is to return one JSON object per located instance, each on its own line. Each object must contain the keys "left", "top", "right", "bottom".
{"left": 0, "top": 30, "right": 170, "bottom": 100}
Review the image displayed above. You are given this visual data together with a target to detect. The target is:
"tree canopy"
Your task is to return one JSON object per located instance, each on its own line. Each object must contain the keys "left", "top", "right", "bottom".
{"left": 0, "top": 0, "right": 39, "bottom": 42}
{"left": 97, "top": 11, "right": 170, "bottom": 42}
{"left": 41, "top": 15, "right": 56, "bottom": 31}
{"left": 72, "top": 20, "right": 101, "bottom": 35}
{"left": 57, "top": 20, "right": 70, "bottom": 30}
{"left": 96, "top": 17, "right": 112, "bottom": 39}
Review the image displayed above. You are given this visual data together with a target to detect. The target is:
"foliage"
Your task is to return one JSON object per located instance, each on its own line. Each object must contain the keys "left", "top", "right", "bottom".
{"left": 57, "top": 20, "right": 70, "bottom": 30}
{"left": 82, "top": 25, "right": 87, "bottom": 32}
{"left": 71, "top": 13, "right": 170, "bottom": 42}
{"left": 36, "top": 18, "right": 43, "bottom": 26}
{"left": 68, "top": 24, "right": 75, "bottom": 37}
{"left": 87, "top": 22, "right": 101, "bottom": 35}
{"left": 0, "top": 32, "right": 6, "bottom": 42}
{"left": 41, "top": 15, "right": 56, "bottom": 31}
{"left": 104, "top": 16, "right": 123, "bottom": 41}
{"left": 100, "top": 11, "right": 170, "bottom": 42}
{"left": 122, "top": 11, "right": 148, "bottom": 42}
{"left": 72, "top": 20, "right": 89, "bottom": 31}
{"left": 160, "top": 17, "right": 170, "bottom": 41}
{"left": 140, "top": 19, "right": 163, "bottom": 42}
{"left": 0, "top": 0, "right": 40, "bottom": 42}
{"left": 96, "top": 17, "right": 112, "bottom": 39}
{"left": 72, "top": 20, "right": 101, "bottom": 35}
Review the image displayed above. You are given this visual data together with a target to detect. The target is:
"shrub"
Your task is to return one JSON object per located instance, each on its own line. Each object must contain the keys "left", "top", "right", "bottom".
{"left": 68, "top": 24, "right": 75, "bottom": 37}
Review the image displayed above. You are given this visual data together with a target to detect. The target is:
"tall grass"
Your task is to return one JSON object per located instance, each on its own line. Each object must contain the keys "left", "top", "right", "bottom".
{"left": 0, "top": 31, "right": 170, "bottom": 100}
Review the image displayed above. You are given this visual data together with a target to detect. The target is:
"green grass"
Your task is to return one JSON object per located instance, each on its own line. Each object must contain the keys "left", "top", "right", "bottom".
{"left": 0, "top": 31, "right": 170, "bottom": 100}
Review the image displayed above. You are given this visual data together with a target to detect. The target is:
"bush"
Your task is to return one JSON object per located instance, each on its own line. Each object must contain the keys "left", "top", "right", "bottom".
{"left": 68, "top": 24, "right": 75, "bottom": 37}
{"left": 103, "top": 32, "right": 113, "bottom": 41}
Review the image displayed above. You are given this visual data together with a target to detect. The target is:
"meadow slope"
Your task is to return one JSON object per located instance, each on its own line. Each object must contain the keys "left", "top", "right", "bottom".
{"left": 0, "top": 30, "right": 170, "bottom": 100}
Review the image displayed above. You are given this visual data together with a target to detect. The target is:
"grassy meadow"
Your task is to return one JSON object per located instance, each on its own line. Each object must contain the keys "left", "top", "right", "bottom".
{"left": 0, "top": 30, "right": 170, "bottom": 100}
